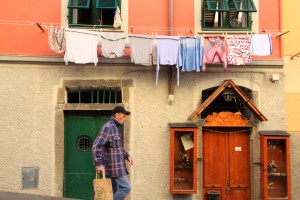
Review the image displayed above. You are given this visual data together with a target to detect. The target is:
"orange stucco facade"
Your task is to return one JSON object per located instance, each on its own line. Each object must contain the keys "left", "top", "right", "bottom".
{"left": 255, "top": 0, "right": 282, "bottom": 60}
{"left": 0, "top": 1, "right": 61, "bottom": 55}
{"left": 0, "top": 0, "right": 283, "bottom": 60}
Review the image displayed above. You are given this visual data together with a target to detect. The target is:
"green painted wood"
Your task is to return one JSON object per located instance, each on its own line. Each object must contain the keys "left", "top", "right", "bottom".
{"left": 64, "top": 111, "right": 110, "bottom": 200}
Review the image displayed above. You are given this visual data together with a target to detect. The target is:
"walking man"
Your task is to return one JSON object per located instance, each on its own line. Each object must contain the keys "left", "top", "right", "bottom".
{"left": 92, "top": 106, "right": 134, "bottom": 200}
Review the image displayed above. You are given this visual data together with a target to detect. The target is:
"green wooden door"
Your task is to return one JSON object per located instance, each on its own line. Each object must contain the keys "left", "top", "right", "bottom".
{"left": 64, "top": 111, "right": 110, "bottom": 200}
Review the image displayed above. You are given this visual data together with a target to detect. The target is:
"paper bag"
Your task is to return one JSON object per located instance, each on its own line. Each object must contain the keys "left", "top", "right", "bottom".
{"left": 93, "top": 171, "right": 113, "bottom": 200}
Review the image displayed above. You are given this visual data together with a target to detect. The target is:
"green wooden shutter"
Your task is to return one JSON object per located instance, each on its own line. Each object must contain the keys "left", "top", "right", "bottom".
{"left": 232, "top": 0, "right": 257, "bottom": 12}
{"left": 68, "top": 0, "right": 91, "bottom": 8}
{"left": 206, "top": 0, "right": 229, "bottom": 11}
{"left": 96, "top": 0, "right": 117, "bottom": 8}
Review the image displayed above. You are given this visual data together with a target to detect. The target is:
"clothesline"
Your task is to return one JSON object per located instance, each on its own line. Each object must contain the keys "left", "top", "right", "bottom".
{"left": 0, "top": 19, "right": 287, "bottom": 35}
{"left": 50, "top": 29, "right": 273, "bottom": 86}
{"left": 65, "top": 28, "right": 99, "bottom": 36}
{"left": 0, "top": 20, "right": 60, "bottom": 27}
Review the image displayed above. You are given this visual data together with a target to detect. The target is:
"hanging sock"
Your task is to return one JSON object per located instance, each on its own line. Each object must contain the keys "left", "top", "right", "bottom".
{"left": 113, "top": 6, "right": 122, "bottom": 28}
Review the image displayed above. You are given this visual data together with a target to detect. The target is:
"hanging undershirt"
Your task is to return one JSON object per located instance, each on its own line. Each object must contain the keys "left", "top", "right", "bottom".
{"left": 226, "top": 35, "right": 251, "bottom": 65}
{"left": 128, "top": 35, "right": 153, "bottom": 66}
{"left": 156, "top": 36, "right": 181, "bottom": 86}
{"left": 250, "top": 34, "right": 272, "bottom": 56}
{"left": 100, "top": 32, "right": 127, "bottom": 58}
{"left": 180, "top": 35, "right": 202, "bottom": 72}
{"left": 202, "top": 36, "right": 227, "bottom": 71}
{"left": 64, "top": 29, "right": 99, "bottom": 66}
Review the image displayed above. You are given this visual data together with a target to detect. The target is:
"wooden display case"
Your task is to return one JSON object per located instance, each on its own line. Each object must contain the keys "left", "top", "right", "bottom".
{"left": 169, "top": 123, "right": 198, "bottom": 194}
{"left": 260, "top": 131, "right": 291, "bottom": 200}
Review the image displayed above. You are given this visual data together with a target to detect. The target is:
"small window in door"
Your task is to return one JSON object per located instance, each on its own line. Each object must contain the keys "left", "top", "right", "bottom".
{"left": 76, "top": 135, "right": 92, "bottom": 152}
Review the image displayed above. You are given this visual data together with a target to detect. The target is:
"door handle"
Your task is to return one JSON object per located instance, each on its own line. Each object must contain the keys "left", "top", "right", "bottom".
{"left": 227, "top": 183, "right": 230, "bottom": 191}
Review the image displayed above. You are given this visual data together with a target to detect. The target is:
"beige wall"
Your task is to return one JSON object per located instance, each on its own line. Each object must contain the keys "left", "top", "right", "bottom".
{"left": 0, "top": 61, "right": 293, "bottom": 199}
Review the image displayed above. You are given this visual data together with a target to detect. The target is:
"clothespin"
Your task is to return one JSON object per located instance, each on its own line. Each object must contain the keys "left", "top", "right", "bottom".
{"left": 35, "top": 22, "right": 45, "bottom": 32}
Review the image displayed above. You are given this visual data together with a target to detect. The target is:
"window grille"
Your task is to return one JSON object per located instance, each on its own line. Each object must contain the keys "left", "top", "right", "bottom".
{"left": 76, "top": 136, "right": 92, "bottom": 152}
{"left": 67, "top": 86, "right": 122, "bottom": 103}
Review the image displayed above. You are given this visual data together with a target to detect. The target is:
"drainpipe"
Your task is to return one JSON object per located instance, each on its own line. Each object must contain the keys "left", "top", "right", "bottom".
{"left": 168, "top": 0, "right": 175, "bottom": 104}
{"left": 169, "top": 0, "right": 174, "bottom": 36}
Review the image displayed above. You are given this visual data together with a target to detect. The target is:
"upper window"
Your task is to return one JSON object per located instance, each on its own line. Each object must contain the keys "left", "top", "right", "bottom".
{"left": 67, "top": 0, "right": 120, "bottom": 28}
{"left": 202, "top": 0, "right": 256, "bottom": 30}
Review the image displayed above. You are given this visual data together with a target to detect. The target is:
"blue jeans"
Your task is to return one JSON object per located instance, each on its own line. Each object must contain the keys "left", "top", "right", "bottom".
{"left": 111, "top": 175, "right": 131, "bottom": 200}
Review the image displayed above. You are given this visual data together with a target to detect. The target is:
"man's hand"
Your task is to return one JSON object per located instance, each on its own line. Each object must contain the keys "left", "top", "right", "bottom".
{"left": 128, "top": 156, "right": 134, "bottom": 166}
{"left": 96, "top": 166, "right": 105, "bottom": 174}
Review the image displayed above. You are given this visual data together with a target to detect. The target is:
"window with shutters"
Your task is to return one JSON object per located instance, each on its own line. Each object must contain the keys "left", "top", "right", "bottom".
{"left": 67, "top": 0, "right": 120, "bottom": 28}
{"left": 202, "top": 0, "right": 256, "bottom": 30}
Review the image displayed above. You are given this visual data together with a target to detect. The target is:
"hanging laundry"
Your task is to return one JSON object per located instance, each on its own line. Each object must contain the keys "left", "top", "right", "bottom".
{"left": 113, "top": 6, "right": 122, "bottom": 28}
{"left": 100, "top": 32, "right": 127, "bottom": 58}
{"left": 180, "top": 35, "right": 202, "bottom": 72}
{"left": 156, "top": 36, "right": 181, "bottom": 86}
{"left": 226, "top": 35, "right": 251, "bottom": 65}
{"left": 202, "top": 36, "right": 227, "bottom": 71}
{"left": 64, "top": 29, "right": 99, "bottom": 66}
{"left": 250, "top": 34, "right": 272, "bottom": 56}
{"left": 128, "top": 34, "right": 153, "bottom": 66}
{"left": 48, "top": 26, "right": 65, "bottom": 53}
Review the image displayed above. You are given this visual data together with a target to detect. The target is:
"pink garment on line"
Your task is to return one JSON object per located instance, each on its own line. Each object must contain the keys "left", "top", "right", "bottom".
{"left": 226, "top": 35, "right": 251, "bottom": 65}
{"left": 202, "top": 36, "right": 227, "bottom": 71}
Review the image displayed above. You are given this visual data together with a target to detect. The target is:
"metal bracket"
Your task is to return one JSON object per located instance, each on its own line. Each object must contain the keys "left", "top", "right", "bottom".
{"left": 253, "top": 162, "right": 262, "bottom": 166}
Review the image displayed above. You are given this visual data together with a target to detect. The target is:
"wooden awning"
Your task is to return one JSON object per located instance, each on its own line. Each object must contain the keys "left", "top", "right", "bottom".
{"left": 188, "top": 79, "right": 268, "bottom": 121}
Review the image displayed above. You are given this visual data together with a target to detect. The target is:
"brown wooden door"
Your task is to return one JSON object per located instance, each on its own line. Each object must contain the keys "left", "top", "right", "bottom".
{"left": 203, "top": 128, "right": 250, "bottom": 200}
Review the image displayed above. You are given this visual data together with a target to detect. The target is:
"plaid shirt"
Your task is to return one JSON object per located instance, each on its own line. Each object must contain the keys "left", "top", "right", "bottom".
{"left": 92, "top": 117, "right": 129, "bottom": 177}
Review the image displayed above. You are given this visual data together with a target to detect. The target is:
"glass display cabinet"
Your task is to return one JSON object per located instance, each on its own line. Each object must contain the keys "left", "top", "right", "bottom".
{"left": 169, "top": 123, "right": 198, "bottom": 194}
{"left": 260, "top": 131, "right": 291, "bottom": 200}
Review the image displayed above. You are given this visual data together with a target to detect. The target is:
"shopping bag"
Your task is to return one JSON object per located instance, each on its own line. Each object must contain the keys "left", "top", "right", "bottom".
{"left": 93, "top": 171, "right": 113, "bottom": 200}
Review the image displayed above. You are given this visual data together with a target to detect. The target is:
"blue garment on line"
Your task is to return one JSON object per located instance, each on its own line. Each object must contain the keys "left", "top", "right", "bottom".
{"left": 180, "top": 35, "right": 202, "bottom": 72}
